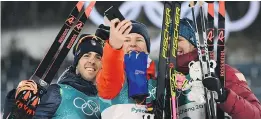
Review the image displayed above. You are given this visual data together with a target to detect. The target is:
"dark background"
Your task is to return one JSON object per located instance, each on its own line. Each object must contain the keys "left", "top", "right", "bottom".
{"left": 1, "top": 1, "right": 261, "bottom": 113}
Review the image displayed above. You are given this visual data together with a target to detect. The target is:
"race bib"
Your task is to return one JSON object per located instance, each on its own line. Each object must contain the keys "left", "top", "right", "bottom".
{"left": 101, "top": 104, "right": 154, "bottom": 119}
{"left": 178, "top": 102, "right": 206, "bottom": 119}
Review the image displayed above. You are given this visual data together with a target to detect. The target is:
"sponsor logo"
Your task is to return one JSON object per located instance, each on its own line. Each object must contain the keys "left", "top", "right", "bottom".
{"left": 131, "top": 107, "right": 147, "bottom": 113}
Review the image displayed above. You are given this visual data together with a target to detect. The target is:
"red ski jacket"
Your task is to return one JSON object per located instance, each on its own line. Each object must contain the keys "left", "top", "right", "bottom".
{"left": 219, "top": 64, "right": 261, "bottom": 119}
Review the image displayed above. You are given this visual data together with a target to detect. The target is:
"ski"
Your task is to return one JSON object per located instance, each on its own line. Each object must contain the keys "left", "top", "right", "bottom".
{"left": 33, "top": 1, "right": 85, "bottom": 80}
{"left": 152, "top": 2, "right": 181, "bottom": 119}
{"left": 188, "top": 1, "right": 203, "bottom": 64}
{"left": 189, "top": 1, "right": 215, "bottom": 119}
{"left": 8, "top": 2, "right": 96, "bottom": 119}
{"left": 163, "top": 2, "right": 173, "bottom": 118}
{"left": 199, "top": 1, "right": 217, "bottom": 119}
{"left": 207, "top": 2, "right": 215, "bottom": 60}
{"left": 199, "top": 1, "right": 209, "bottom": 64}
{"left": 168, "top": 2, "right": 181, "bottom": 119}
{"left": 41, "top": 1, "right": 96, "bottom": 84}
{"left": 216, "top": 1, "right": 226, "bottom": 119}
{"left": 154, "top": 2, "right": 173, "bottom": 119}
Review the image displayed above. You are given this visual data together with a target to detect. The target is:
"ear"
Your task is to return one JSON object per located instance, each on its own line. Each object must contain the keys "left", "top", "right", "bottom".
{"left": 188, "top": 61, "right": 195, "bottom": 68}
{"left": 75, "top": 66, "right": 79, "bottom": 75}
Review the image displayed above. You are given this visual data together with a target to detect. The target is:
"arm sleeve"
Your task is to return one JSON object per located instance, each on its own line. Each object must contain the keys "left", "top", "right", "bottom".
{"left": 96, "top": 41, "right": 125, "bottom": 99}
{"left": 33, "top": 84, "right": 62, "bottom": 119}
{"left": 218, "top": 66, "right": 261, "bottom": 119}
{"left": 3, "top": 89, "right": 16, "bottom": 119}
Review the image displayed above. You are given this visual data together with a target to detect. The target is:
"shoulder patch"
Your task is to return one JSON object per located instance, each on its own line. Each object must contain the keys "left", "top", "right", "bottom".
{"left": 235, "top": 73, "right": 246, "bottom": 82}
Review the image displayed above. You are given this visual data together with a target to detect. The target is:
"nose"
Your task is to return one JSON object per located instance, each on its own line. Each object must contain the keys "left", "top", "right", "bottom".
{"left": 87, "top": 56, "right": 96, "bottom": 64}
{"left": 130, "top": 39, "right": 138, "bottom": 46}
{"left": 178, "top": 41, "right": 182, "bottom": 49}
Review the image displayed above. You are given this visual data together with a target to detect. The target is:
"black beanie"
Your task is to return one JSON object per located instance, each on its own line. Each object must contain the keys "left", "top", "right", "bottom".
{"left": 95, "top": 24, "right": 110, "bottom": 41}
{"left": 73, "top": 34, "right": 104, "bottom": 67}
{"left": 130, "top": 20, "right": 150, "bottom": 53}
{"left": 179, "top": 18, "right": 197, "bottom": 47}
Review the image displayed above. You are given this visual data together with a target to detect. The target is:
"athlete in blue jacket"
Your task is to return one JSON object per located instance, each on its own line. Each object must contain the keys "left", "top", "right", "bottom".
{"left": 3, "top": 34, "right": 104, "bottom": 119}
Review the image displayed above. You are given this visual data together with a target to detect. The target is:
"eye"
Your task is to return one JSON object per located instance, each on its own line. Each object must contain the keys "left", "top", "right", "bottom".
{"left": 96, "top": 55, "right": 102, "bottom": 60}
{"left": 83, "top": 54, "right": 90, "bottom": 58}
{"left": 137, "top": 38, "right": 144, "bottom": 42}
{"left": 124, "top": 39, "right": 131, "bottom": 42}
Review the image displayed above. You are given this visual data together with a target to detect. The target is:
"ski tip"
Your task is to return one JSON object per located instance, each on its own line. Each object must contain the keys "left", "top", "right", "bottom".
{"left": 208, "top": 3, "right": 214, "bottom": 18}
{"left": 83, "top": 1, "right": 96, "bottom": 9}
{"left": 76, "top": 1, "right": 85, "bottom": 12}
{"left": 218, "top": 1, "right": 226, "bottom": 18}
{"left": 84, "top": 1, "right": 96, "bottom": 17}
{"left": 219, "top": 1, "right": 225, "bottom": 17}
{"left": 172, "top": 1, "right": 182, "bottom": 4}
{"left": 189, "top": 1, "right": 197, "bottom": 7}
{"left": 199, "top": 1, "right": 204, "bottom": 6}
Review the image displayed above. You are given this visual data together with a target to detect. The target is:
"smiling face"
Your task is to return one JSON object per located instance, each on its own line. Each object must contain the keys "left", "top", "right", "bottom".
{"left": 123, "top": 33, "right": 148, "bottom": 54}
{"left": 76, "top": 52, "right": 102, "bottom": 82}
{"left": 178, "top": 36, "right": 195, "bottom": 55}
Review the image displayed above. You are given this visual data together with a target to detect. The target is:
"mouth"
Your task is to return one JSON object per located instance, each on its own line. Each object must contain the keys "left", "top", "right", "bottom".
{"left": 85, "top": 67, "right": 96, "bottom": 72}
{"left": 127, "top": 50, "right": 140, "bottom": 54}
{"left": 127, "top": 47, "right": 142, "bottom": 53}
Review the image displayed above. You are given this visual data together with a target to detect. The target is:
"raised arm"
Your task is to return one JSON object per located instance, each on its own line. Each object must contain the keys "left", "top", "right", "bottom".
{"left": 96, "top": 41, "right": 125, "bottom": 99}
{"left": 96, "top": 19, "right": 132, "bottom": 99}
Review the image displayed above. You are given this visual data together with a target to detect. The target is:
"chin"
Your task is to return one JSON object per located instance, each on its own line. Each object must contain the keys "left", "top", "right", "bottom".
{"left": 83, "top": 76, "right": 95, "bottom": 82}
{"left": 82, "top": 73, "right": 96, "bottom": 81}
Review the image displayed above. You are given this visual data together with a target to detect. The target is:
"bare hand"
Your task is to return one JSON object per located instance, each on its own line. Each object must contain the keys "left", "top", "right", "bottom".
{"left": 109, "top": 19, "right": 132, "bottom": 49}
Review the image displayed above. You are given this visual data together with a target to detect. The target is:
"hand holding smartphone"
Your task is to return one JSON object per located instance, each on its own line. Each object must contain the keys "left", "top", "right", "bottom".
{"left": 104, "top": 6, "right": 126, "bottom": 28}
{"left": 104, "top": 6, "right": 125, "bottom": 22}
{"left": 103, "top": 6, "right": 132, "bottom": 49}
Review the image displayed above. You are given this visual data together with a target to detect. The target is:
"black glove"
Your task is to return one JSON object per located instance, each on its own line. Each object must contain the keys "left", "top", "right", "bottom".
{"left": 202, "top": 75, "right": 228, "bottom": 103}
{"left": 95, "top": 24, "right": 110, "bottom": 41}
{"left": 5, "top": 80, "right": 47, "bottom": 119}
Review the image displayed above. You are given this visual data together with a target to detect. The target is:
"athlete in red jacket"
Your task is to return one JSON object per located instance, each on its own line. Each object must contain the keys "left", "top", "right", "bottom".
{"left": 177, "top": 18, "right": 261, "bottom": 119}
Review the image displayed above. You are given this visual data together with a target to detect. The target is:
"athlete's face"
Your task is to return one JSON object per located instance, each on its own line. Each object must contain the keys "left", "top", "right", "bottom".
{"left": 123, "top": 33, "right": 148, "bottom": 54}
{"left": 76, "top": 52, "right": 102, "bottom": 83}
{"left": 178, "top": 36, "right": 195, "bottom": 55}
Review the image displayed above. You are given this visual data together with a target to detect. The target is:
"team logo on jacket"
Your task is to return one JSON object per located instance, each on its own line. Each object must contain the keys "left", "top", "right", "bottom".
{"left": 135, "top": 70, "right": 145, "bottom": 75}
{"left": 147, "top": 84, "right": 156, "bottom": 99}
{"left": 73, "top": 97, "right": 100, "bottom": 118}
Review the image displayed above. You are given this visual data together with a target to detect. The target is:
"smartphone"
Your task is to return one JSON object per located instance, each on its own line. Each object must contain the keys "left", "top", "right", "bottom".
{"left": 104, "top": 6, "right": 125, "bottom": 21}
